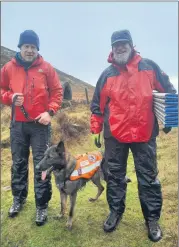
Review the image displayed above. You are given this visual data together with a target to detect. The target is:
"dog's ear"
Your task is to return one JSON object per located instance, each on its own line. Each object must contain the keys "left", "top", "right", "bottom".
{"left": 56, "top": 141, "right": 65, "bottom": 155}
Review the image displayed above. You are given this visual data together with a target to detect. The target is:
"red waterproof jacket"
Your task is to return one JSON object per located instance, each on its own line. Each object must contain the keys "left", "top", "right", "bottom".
{"left": 90, "top": 52, "right": 176, "bottom": 143}
{"left": 1, "top": 55, "right": 63, "bottom": 121}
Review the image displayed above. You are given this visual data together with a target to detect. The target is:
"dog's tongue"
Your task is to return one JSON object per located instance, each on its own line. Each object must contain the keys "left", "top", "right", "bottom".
{"left": 41, "top": 171, "right": 47, "bottom": 180}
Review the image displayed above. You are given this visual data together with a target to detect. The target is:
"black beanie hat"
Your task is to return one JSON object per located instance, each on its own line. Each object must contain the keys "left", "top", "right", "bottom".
{"left": 18, "top": 30, "right": 40, "bottom": 51}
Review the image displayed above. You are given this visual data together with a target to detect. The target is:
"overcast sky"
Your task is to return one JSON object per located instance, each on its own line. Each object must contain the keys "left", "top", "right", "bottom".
{"left": 1, "top": 2, "right": 178, "bottom": 89}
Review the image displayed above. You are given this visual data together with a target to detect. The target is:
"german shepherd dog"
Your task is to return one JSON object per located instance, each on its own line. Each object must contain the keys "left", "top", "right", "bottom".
{"left": 37, "top": 141, "right": 131, "bottom": 230}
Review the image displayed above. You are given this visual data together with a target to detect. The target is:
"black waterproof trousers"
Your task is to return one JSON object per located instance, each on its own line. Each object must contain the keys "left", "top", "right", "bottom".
{"left": 102, "top": 136, "right": 162, "bottom": 222}
{"left": 10, "top": 122, "right": 52, "bottom": 209}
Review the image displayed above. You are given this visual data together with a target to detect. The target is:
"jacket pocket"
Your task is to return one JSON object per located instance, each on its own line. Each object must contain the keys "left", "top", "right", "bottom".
{"left": 31, "top": 76, "right": 49, "bottom": 108}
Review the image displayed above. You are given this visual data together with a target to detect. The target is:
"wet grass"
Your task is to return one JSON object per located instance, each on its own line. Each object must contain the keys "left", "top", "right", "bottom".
{"left": 1, "top": 105, "right": 178, "bottom": 247}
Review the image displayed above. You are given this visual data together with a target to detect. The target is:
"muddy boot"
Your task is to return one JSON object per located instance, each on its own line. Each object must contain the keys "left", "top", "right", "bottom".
{"left": 35, "top": 208, "right": 48, "bottom": 226}
{"left": 8, "top": 198, "right": 26, "bottom": 218}
{"left": 146, "top": 220, "right": 163, "bottom": 242}
{"left": 103, "top": 211, "right": 122, "bottom": 233}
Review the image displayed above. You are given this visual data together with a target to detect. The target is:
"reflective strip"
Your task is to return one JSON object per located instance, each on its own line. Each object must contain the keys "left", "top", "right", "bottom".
{"left": 70, "top": 160, "right": 101, "bottom": 178}
{"left": 70, "top": 170, "right": 79, "bottom": 177}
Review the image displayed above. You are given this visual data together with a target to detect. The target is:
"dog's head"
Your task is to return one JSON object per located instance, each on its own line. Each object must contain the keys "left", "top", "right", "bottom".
{"left": 36, "top": 141, "right": 67, "bottom": 180}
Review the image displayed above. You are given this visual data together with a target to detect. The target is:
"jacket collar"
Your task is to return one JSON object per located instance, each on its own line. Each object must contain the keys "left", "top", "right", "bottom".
{"left": 107, "top": 50, "right": 142, "bottom": 74}
{"left": 12, "top": 52, "right": 43, "bottom": 69}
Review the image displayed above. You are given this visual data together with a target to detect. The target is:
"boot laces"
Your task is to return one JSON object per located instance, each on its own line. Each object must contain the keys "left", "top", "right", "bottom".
{"left": 148, "top": 221, "right": 159, "bottom": 233}
{"left": 12, "top": 201, "right": 20, "bottom": 211}
{"left": 36, "top": 208, "right": 46, "bottom": 219}
{"left": 107, "top": 212, "right": 120, "bottom": 225}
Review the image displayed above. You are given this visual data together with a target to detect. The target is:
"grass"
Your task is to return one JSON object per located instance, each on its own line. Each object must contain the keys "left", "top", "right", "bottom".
{"left": 1, "top": 104, "right": 178, "bottom": 247}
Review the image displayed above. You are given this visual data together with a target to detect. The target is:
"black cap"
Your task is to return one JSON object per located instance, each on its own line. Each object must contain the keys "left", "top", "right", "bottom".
{"left": 111, "top": 29, "right": 133, "bottom": 47}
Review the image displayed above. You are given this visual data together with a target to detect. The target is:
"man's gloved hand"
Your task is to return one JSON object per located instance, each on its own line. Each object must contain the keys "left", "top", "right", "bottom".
{"left": 92, "top": 133, "right": 101, "bottom": 148}
{"left": 163, "top": 127, "right": 172, "bottom": 134}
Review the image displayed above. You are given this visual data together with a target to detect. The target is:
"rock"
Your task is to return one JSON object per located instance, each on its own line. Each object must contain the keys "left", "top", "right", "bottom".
{"left": 2, "top": 186, "right": 11, "bottom": 191}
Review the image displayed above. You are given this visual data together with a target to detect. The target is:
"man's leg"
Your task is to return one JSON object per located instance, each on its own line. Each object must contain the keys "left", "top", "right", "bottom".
{"left": 9, "top": 122, "right": 30, "bottom": 217}
{"left": 130, "top": 138, "right": 163, "bottom": 242}
{"left": 103, "top": 137, "right": 129, "bottom": 232}
{"left": 30, "top": 123, "right": 52, "bottom": 226}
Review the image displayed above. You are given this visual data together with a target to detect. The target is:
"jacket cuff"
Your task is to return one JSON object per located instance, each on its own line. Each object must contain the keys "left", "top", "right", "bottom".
{"left": 90, "top": 114, "right": 104, "bottom": 134}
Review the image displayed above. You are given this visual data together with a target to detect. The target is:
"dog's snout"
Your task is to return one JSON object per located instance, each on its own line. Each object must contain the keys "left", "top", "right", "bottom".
{"left": 36, "top": 157, "right": 45, "bottom": 170}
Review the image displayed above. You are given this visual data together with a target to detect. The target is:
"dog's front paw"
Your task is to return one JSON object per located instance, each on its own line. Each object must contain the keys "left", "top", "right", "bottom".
{"left": 53, "top": 214, "right": 64, "bottom": 220}
{"left": 66, "top": 222, "right": 72, "bottom": 231}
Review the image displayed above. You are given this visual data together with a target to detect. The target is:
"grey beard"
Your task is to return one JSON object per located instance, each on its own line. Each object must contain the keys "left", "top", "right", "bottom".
{"left": 113, "top": 49, "right": 132, "bottom": 66}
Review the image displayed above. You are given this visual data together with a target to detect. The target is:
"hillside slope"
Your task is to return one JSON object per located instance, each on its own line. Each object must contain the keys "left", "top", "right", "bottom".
{"left": 1, "top": 46, "right": 95, "bottom": 100}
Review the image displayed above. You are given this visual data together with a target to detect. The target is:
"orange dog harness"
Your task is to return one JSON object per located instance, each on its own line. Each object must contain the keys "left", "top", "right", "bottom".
{"left": 70, "top": 151, "right": 102, "bottom": 181}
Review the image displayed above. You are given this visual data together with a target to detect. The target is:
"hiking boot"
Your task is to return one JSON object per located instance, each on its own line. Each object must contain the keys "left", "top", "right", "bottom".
{"left": 103, "top": 211, "right": 122, "bottom": 233}
{"left": 146, "top": 220, "right": 163, "bottom": 242}
{"left": 8, "top": 198, "right": 26, "bottom": 218}
{"left": 35, "top": 208, "right": 48, "bottom": 226}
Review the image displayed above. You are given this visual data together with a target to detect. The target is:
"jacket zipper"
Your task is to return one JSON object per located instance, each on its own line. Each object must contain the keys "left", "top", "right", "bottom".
{"left": 24, "top": 65, "right": 32, "bottom": 107}
{"left": 25, "top": 70, "right": 29, "bottom": 108}
{"left": 31, "top": 78, "right": 35, "bottom": 104}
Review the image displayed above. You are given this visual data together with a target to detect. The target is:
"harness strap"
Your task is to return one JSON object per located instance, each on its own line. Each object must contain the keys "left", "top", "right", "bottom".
{"left": 70, "top": 160, "right": 101, "bottom": 178}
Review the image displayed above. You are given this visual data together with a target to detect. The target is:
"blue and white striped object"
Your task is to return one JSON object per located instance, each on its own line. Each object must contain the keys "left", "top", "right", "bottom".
{"left": 153, "top": 92, "right": 178, "bottom": 128}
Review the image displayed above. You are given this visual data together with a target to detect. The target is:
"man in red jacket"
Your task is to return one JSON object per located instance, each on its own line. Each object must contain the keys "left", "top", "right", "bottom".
{"left": 90, "top": 30, "right": 176, "bottom": 242}
{"left": 1, "top": 30, "right": 63, "bottom": 226}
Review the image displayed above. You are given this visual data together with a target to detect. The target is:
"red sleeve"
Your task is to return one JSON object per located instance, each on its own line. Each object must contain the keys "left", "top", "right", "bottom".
{"left": 46, "top": 64, "right": 63, "bottom": 113}
{"left": 0, "top": 65, "right": 13, "bottom": 105}
{"left": 90, "top": 114, "right": 104, "bottom": 134}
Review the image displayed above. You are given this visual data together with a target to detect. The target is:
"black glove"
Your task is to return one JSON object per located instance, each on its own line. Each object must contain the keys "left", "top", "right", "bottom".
{"left": 163, "top": 127, "right": 172, "bottom": 134}
{"left": 92, "top": 133, "right": 101, "bottom": 148}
